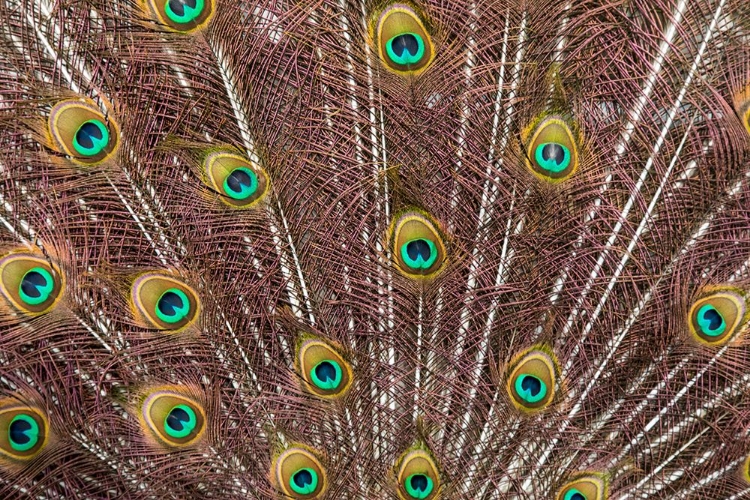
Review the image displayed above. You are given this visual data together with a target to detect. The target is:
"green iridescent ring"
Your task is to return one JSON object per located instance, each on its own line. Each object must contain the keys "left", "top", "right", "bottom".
{"left": 289, "top": 467, "right": 319, "bottom": 495}
{"left": 534, "top": 142, "right": 571, "bottom": 173}
{"left": 515, "top": 374, "right": 547, "bottom": 404}
{"left": 72, "top": 120, "right": 110, "bottom": 156}
{"left": 404, "top": 473, "right": 434, "bottom": 499}
{"left": 18, "top": 267, "right": 55, "bottom": 306}
{"left": 164, "top": 0, "right": 205, "bottom": 24}
{"left": 8, "top": 414, "right": 40, "bottom": 452}
{"left": 223, "top": 167, "right": 259, "bottom": 201}
{"left": 310, "top": 360, "right": 343, "bottom": 391}
{"left": 401, "top": 239, "right": 438, "bottom": 270}
{"left": 564, "top": 489, "right": 586, "bottom": 500}
{"left": 163, "top": 404, "right": 197, "bottom": 439}
{"left": 155, "top": 288, "right": 191, "bottom": 324}
{"left": 385, "top": 33, "right": 426, "bottom": 66}
{"left": 696, "top": 304, "right": 726, "bottom": 337}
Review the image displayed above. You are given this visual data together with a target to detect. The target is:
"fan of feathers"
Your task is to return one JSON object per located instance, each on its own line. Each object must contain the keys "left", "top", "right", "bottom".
{"left": 1, "top": 0, "right": 750, "bottom": 498}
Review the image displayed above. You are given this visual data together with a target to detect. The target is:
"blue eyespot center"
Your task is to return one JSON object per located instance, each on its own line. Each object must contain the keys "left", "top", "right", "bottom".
{"left": 391, "top": 34, "right": 418, "bottom": 57}
{"left": 73, "top": 120, "right": 109, "bottom": 156}
{"left": 697, "top": 304, "right": 726, "bottom": 337}
{"left": 293, "top": 469, "right": 312, "bottom": 487}
{"left": 563, "top": 489, "right": 587, "bottom": 500}
{"left": 165, "top": 0, "right": 204, "bottom": 23}
{"left": 515, "top": 374, "right": 548, "bottom": 404}
{"left": 19, "top": 267, "right": 54, "bottom": 306}
{"left": 168, "top": 0, "right": 194, "bottom": 16}
{"left": 310, "top": 360, "right": 342, "bottom": 390}
{"left": 534, "top": 142, "right": 571, "bottom": 173}
{"left": 401, "top": 239, "right": 438, "bottom": 270}
{"left": 9, "top": 419, "right": 31, "bottom": 445}
{"left": 8, "top": 415, "right": 40, "bottom": 452}
{"left": 290, "top": 467, "right": 318, "bottom": 495}
{"left": 405, "top": 473, "right": 434, "bottom": 498}
{"left": 521, "top": 375, "right": 541, "bottom": 396}
{"left": 155, "top": 288, "right": 191, "bottom": 324}
{"left": 223, "top": 167, "right": 258, "bottom": 201}
{"left": 164, "top": 404, "right": 197, "bottom": 438}
{"left": 158, "top": 291, "right": 183, "bottom": 316}
{"left": 166, "top": 407, "right": 188, "bottom": 431}
{"left": 386, "top": 33, "right": 425, "bottom": 66}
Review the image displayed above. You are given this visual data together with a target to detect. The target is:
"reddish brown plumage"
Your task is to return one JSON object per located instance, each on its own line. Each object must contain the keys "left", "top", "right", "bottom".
{"left": 1, "top": 0, "right": 749, "bottom": 498}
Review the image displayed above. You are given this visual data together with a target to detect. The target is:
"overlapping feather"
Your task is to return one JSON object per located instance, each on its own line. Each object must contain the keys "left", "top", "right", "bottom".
{"left": 0, "top": 0, "right": 749, "bottom": 498}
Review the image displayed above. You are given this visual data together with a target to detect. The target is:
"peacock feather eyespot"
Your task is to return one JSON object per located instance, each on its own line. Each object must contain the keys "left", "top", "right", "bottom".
{"left": 734, "top": 87, "right": 750, "bottom": 136}
{"left": 389, "top": 211, "right": 447, "bottom": 280}
{"left": 204, "top": 152, "right": 270, "bottom": 208}
{"left": 405, "top": 474, "right": 434, "bottom": 499}
{"left": 73, "top": 120, "right": 109, "bottom": 156}
{"left": 140, "top": 388, "right": 206, "bottom": 448}
{"left": 555, "top": 473, "right": 607, "bottom": 500}
{"left": 0, "top": 401, "right": 49, "bottom": 463}
{"left": 522, "top": 115, "right": 580, "bottom": 183}
{"left": 563, "top": 490, "right": 585, "bottom": 500}
{"left": 688, "top": 288, "right": 748, "bottom": 345}
{"left": 145, "top": 0, "right": 213, "bottom": 31}
{"left": 48, "top": 99, "right": 119, "bottom": 165}
{"left": 290, "top": 467, "right": 318, "bottom": 495}
{"left": 271, "top": 447, "right": 328, "bottom": 499}
{"left": 0, "top": 253, "right": 63, "bottom": 315}
{"left": 130, "top": 272, "right": 200, "bottom": 332}
{"left": 165, "top": 0, "right": 204, "bottom": 24}
{"left": 296, "top": 337, "right": 353, "bottom": 399}
{"left": 395, "top": 448, "right": 440, "bottom": 500}
{"left": 506, "top": 347, "right": 560, "bottom": 412}
{"left": 373, "top": 4, "right": 435, "bottom": 75}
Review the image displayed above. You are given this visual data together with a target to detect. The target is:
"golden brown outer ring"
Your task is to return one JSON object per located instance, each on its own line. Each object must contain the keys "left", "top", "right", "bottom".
{"left": 131, "top": 273, "right": 200, "bottom": 331}
{"left": 274, "top": 448, "right": 328, "bottom": 499}
{"left": 396, "top": 450, "right": 440, "bottom": 500}
{"left": 555, "top": 475, "right": 606, "bottom": 500}
{"left": 526, "top": 117, "right": 579, "bottom": 181}
{"left": 376, "top": 5, "right": 434, "bottom": 73}
{"left": 48, "top": 100, "right": 119, "bottom": 164}
{"left": 204, "top": 152, "right": 270, "bottom": 208}
{"left": 143, "top": 391, "right": 206, "bottom": 446}
{"left": 145, "top": 0, "right": 214, "bottom": 32}
{"left": 298, "top": 339, "right": 353, "bottom": 398}
{"left": 0, "top": 404, "right": 48, "bottom": 460}
{"left": 688, "top": 290, "right": 746, "bottom": 345}
{"left": 0, "top": 254, "right": 63, "bottom": 314}
{"left": 392, "top": 213, "right": 446, "bottom": 278}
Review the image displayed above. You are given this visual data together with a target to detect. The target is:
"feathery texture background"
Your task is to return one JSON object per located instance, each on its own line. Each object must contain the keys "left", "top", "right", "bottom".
{"left": 1, "top": 0, "right": 750, "bottom": 498}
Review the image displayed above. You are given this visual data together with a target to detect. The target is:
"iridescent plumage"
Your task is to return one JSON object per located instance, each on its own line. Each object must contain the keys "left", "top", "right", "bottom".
{"left": 0, "top": 0, "right": 749, "bottom": 498}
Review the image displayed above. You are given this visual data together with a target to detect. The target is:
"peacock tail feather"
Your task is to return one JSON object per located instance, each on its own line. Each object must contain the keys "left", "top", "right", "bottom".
{"left": 0, "top": 0, "right": 749, "bottom": 498}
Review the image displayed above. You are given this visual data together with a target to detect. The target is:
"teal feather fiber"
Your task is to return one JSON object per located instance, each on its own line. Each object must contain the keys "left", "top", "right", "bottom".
{"left": 1, "top": 0, "right": 750, "bottom": 498}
